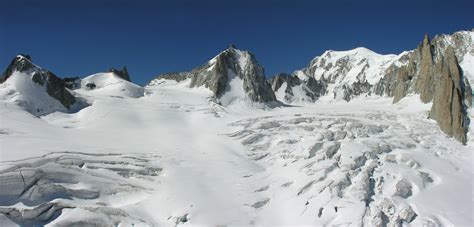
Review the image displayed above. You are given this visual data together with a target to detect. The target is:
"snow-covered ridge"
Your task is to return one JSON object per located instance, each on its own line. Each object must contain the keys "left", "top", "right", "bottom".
{"left": 0, "top": 55, "right": 144, "bottom": 116}
{"left": 307, "top": 47, "right": 400, "bottom": 84}
{"left": 79, "top": 72, "right": 144, "bottom": 98}
{"left": 271, "top": 30, "right": 473, "bottom": 106}
{"left": 302, "top": 47, "right": 411, "bottom": 101}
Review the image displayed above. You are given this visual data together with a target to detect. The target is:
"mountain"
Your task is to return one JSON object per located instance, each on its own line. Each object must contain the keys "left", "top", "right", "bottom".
{"left": 306, "top": 47, "right": 407, "bottom": 101}
{"left": 273, "top": 31, "right": 473, "bottom": 144}
{"left": 374, "top": 32, "right": 472, "bottom": 144}
{"left": 269, "top": 48, "right": 410, "bottom": 102}
{"left": 149, "top": 45, "right": 276, "bottom": 106}
{"left": 0, "top": 55, "right": 142, "bottom": 116}
{"left": 0, "top": 55, "right": 79, "bottom": 116}
{"left": 79, "top": 72, "right": 144, "bottom": 98}
{"left": 295, "top": 31, "right": 473, "bottom": 103}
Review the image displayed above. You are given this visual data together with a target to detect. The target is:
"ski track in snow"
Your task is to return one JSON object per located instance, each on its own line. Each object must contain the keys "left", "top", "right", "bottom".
{"left": 0, "top": 81, "right": 472, "bottom": 226}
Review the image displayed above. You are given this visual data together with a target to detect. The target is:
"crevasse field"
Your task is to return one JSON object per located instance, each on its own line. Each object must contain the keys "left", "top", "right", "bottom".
{"left": 0, "top": 74, "right": 472, "bottom": 226}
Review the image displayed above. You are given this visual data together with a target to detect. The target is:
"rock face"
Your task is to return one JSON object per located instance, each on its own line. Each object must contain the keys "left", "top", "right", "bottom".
{"left": 269, "top": 72, "right": 326, "bottom": 103}
{"left": 283, "top": 30, "right": 473, "bottom": 144}
{"left": 1, "top": 55, "right": 76, "bottom": 109}
{"left": 376, "top": 34, "right": 472, "bottom": 144}
{"left": 150, "top": 46, "right": 276, "bottom": 104}
{"left": 108, "top": 67, "right": 131, "bottom": 82}
{"left": 416, "top": 34, "right": 436, "bottom": 103}
{"left": 62, "top": 77, "right": 81, "bottom": 89}
{"left": 430, "top": 47, "right": 469, "bottom": 144}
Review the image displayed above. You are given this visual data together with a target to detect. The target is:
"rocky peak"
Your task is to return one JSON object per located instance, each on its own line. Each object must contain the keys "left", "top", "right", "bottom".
{"left": 203, "top": 47, "right": 276, "bottom": 103}
{"left": 377, "top": 32, "right": 472, "bottom": 144}
{"left": 108, "top": 66, "right": 131, "bottom": 82}
{"left": 1, "top": 54, "right": 76, "bottom": 110}
{"left": 303, "top": 47, "right": 400, "bottom": 101}
{"left": 151, "top": 47, "right": 276, "bottom": 104}
{"left": 416, "top": 33, "right": 435, "bottom": 103}
{"left": 430, "top": 46, "right": 469, "bottom": 144}
{"left": 422, "top": 33, "right": 430, "bottom": 46}
{"left": 1, "top": 54, "right": 38, "bottom": 83}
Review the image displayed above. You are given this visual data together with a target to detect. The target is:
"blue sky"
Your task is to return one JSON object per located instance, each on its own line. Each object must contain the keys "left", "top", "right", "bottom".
{"left": 1, "top": 0, "right": 473, "bottom": 85}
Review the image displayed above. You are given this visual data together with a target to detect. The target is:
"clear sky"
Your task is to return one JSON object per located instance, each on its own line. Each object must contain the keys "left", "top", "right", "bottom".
{"left": 1, "top": 0, "right": 473, "bottom": 85}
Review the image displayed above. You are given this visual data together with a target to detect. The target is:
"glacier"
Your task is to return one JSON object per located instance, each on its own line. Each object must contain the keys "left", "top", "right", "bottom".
{"left": 0, "top": 30, "right": 473, "bottom": 226}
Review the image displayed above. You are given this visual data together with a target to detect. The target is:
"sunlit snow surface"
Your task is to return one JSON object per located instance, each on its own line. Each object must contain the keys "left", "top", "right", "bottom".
{"left": 0, "top": 79, "right": 472, "bottom": 226}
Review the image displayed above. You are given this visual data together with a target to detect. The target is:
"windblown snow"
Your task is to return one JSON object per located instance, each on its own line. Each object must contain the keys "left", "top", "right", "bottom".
{"left": 0, "top": 76, "right": 472, "bottom": 226}
{"left": 80, "top": 72, "right": 144, "bottom": 98}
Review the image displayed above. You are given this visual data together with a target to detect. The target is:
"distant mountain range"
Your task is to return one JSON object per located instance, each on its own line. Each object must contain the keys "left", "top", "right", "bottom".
{"left": 1, "top": 30, "right": 473, "bottom": 144}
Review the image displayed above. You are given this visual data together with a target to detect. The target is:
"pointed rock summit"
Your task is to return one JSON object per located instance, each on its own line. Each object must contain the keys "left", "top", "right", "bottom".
{"left": 152, "top": 46, "right": 276, "bottom": 105}
{"left": 416, "top": 33, "right": 435, "bottom": 103}
{"left": 430, "top": 46, "right": 470, "bottom": 144}
{"left": 1, "top": 54, "right": 36, "bottom": 83}
{"left": 108, "top": 66, "right": 131, "bottom": 82}
{"left": 1, "top": 54, "right": 77, "bottom": 110}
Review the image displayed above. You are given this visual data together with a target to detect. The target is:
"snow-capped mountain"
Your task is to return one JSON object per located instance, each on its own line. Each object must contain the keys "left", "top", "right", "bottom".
{"left": 0, "top": 30, "right": 473, "bottom": 226}
{"left": 80, "top": 71, "right": 144, "bottom": 98}
{"left": 305, "top": 47, "right": 407, "bottom": 101}
{"left": 273, "top": 31, "right": 473, "bottom": 144}
{"left": 0, "top": 55, "right": 143, "bottom": 116}
{"left": 148, "top": 45, "right": 276, "bottom": 106}
{"left": 0, "top": 55, "right": 81, "bottom": 116}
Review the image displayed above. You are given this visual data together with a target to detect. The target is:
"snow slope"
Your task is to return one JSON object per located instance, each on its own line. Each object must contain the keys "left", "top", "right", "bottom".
{"left": 79, "top": 72, "right": 145, "bottom": 98}
{"left": 0, "top": 71, "right": 69, "bottom": 115}
{"left": 0, "top": 80, "right": 472, "bottom": 226}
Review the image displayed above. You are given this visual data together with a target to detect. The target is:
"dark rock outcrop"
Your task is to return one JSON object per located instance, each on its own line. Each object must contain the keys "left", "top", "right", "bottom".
{"left": 270, "top": 73, "right": 300, "bottom": 92}
{"left": 159, "top": 72, "right": 193, "bottom": 83}
{"left": 341, "top": 80, "right": 372, "bottom": 101}
{"left": 62, "top": 77, "right": 81, "bottom": 89}
{"left": 1, "top": 55, "right": 76, "bottom": 109}
{"left": 269, "top": 73, "right": 326, "bottom": 102}
{"left": 1, "top": 55, "right": 34, "bottom": 83}
{"left": 108, "top": 66, "right": 131, "bottom": 82}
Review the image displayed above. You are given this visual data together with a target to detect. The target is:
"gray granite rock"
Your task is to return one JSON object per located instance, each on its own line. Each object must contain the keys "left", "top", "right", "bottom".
{"left": 374, "top": 33, "right": 472, "bottom": 144}
{"left": 430, "top": 47, "right": 469, "bottom": 144}
{"left": 151, "top": 46, "right": 276, "bottom": 104}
